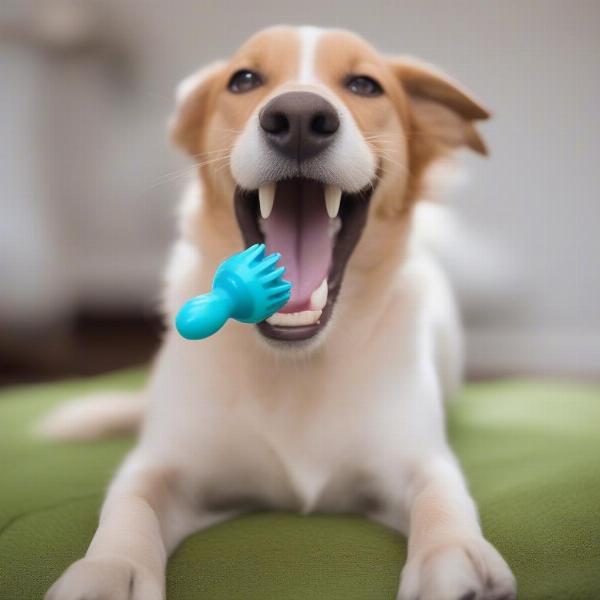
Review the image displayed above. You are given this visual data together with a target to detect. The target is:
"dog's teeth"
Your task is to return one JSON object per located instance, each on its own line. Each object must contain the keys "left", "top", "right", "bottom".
{"left": 325, "top": 185, "right": 342, "bottom": 218}
{"left": 267, "top": 310, "right": 322, "bottom": 327}
{"left": 259, "top": 183, "right": 276, "bottom": 219}
{"left": 309, "top": 279, "right": 328, "bottom": 311}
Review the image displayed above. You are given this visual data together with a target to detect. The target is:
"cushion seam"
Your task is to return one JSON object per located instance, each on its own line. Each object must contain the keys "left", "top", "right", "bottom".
{"left": 0, "top": 492, "right": 102, "bottom": 541}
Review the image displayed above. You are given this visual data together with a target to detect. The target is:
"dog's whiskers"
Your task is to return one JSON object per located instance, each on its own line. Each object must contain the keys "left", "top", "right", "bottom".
{"left": 143, "top": 154, "right": 231, "bottom": 193}
{"left": 190, "top": 147, "right": 233, "bottom": 160}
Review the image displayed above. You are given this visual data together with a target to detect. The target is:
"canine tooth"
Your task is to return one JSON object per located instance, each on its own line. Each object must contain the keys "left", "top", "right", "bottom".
{"left": 309, "top": 279, "right": 328, "bottom": 311}
{"left": 267, "top": 310, "right": 322, "bottom": 327}
{"left": 259, "top": 183, "right": 276, "bottom": 218}
{"left": 325, "top": 185, "right": 342, "bottom": 218}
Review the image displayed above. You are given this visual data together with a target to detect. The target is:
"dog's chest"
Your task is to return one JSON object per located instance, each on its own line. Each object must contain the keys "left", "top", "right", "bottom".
{"left": 204, "top": 430, "right": 382, "bottom": 516}
{"left": 205, "top": 384, "right": 390, "bottom": 515}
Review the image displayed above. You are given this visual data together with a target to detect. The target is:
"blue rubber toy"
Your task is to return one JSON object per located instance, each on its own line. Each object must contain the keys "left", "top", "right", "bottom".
{"left": 175, "top": 244, "right": 291, "bottom": 340}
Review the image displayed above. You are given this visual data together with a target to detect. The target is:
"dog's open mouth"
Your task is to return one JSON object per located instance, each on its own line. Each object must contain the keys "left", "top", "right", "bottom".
{"left": 234, "top": 178, "right": 372, "bottom": 341}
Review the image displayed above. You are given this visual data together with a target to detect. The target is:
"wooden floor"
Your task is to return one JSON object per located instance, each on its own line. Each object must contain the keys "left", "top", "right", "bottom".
{"left": 0, "top": 312, "right": 163, "bottom": 386}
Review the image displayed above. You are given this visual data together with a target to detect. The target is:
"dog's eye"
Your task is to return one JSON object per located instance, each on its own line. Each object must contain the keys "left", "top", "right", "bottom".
{"left": 228, "top": 69, "right": 263, "bottom": 93}
{"left": 345, "top": 75, "right": 383, "bottom": 97}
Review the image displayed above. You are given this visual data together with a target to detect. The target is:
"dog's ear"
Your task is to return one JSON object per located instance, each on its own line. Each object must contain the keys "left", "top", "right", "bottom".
{"left": 170, "top": 61, "right": 226, "bottom": 156}
{"left": 389, "top": 56, "right": 490, "bottom": 158}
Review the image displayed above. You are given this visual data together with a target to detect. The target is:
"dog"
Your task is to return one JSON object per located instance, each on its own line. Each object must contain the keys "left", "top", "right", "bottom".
{"left": 42, "top": 25, "right": 517, "bottom": 600}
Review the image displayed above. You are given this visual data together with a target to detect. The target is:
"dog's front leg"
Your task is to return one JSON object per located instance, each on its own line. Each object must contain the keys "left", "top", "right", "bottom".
{"left": 389, "top": 454, "right": 517, "bottom": 600}
{"left": 45, "top": 452, "right": 227, "bottom": 600}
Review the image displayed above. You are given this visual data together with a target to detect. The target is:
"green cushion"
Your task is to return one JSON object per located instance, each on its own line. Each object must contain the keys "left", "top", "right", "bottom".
{"left": 1, "top": 371, "right": 599, "bottom": 599}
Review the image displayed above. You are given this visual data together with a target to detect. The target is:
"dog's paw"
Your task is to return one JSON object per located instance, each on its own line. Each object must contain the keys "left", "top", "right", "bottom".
{"left": 44, "top": 556, "right": 163, "bottom": 600}
{"left": 397, "top": 537, "right": 516, "bottom": 600}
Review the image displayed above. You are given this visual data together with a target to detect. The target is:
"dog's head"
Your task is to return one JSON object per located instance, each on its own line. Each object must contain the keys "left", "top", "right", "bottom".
{"left": 171, "top": 26, "right": 488, "bottom": 347}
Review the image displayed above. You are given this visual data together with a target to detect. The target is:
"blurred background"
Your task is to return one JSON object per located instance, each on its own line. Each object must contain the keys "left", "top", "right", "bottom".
{"left": 1, "top": 0, "right": 598, "bottom": 385}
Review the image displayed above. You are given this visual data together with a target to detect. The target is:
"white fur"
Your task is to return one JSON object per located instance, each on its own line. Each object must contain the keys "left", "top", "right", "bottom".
{"left": 37, "top": 392, "right": 144, "bottom": 441}
{"left": 43, "top": 27, "right": 515, "bottom": 600}
{"left": 298, "top": 26, "right": 323, "bottom": 83}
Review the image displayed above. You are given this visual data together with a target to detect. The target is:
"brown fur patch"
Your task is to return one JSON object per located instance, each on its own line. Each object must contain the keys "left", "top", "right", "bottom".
{"left": 390, "top": 57, "right": 490, "bottom": 208}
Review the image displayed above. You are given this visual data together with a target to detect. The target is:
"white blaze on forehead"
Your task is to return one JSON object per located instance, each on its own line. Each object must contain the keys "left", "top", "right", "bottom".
{"left": 297, "top": 26, "right": 324, "bottom": 83}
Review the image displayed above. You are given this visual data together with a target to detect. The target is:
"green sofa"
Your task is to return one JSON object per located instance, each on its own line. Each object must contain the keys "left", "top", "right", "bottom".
{"left": 1, "top": 370, "right": 599, "bottom": 599}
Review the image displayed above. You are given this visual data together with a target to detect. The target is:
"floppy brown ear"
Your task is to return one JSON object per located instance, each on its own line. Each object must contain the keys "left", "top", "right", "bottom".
{"left": 170, "top": 61, "right": 226, "bottom": 156}
{"left": 389, "top": 56, "right": 490, "bottom": 157}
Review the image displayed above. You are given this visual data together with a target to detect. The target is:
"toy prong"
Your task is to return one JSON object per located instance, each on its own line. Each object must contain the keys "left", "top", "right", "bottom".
{"left": 268, "top": 283, "right": 292, "bottom": 296}
{"left": 261, "top": 266, "right": 286, "bottom": 283}
{"left": 243, "top": 242, "right": 265, "bottom": 260}
{"left": 256, "top": 252, "right": 282, "bottom": 273}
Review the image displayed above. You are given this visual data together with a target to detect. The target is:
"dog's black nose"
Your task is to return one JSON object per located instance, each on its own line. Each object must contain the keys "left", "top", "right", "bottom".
{"left": 259, "top": 91, "right": 340, "bottom": 161}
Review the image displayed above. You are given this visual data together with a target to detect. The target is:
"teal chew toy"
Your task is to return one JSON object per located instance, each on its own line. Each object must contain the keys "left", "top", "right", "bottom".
{"left": 175, "top": 244, "right": 292, "bottom": 340}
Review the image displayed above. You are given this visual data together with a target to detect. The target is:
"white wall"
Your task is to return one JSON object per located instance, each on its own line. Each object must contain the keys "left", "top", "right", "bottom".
{"left": 0, "top": 44, "right": 71, "bottom": 328}
{"left": 2, "top": 0, "right": 599, "bottom": 375}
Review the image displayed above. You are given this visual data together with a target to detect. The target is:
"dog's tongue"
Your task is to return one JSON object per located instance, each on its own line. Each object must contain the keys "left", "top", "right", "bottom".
{"left": 262, "top": 179, "right": 331, "bottom": 313}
